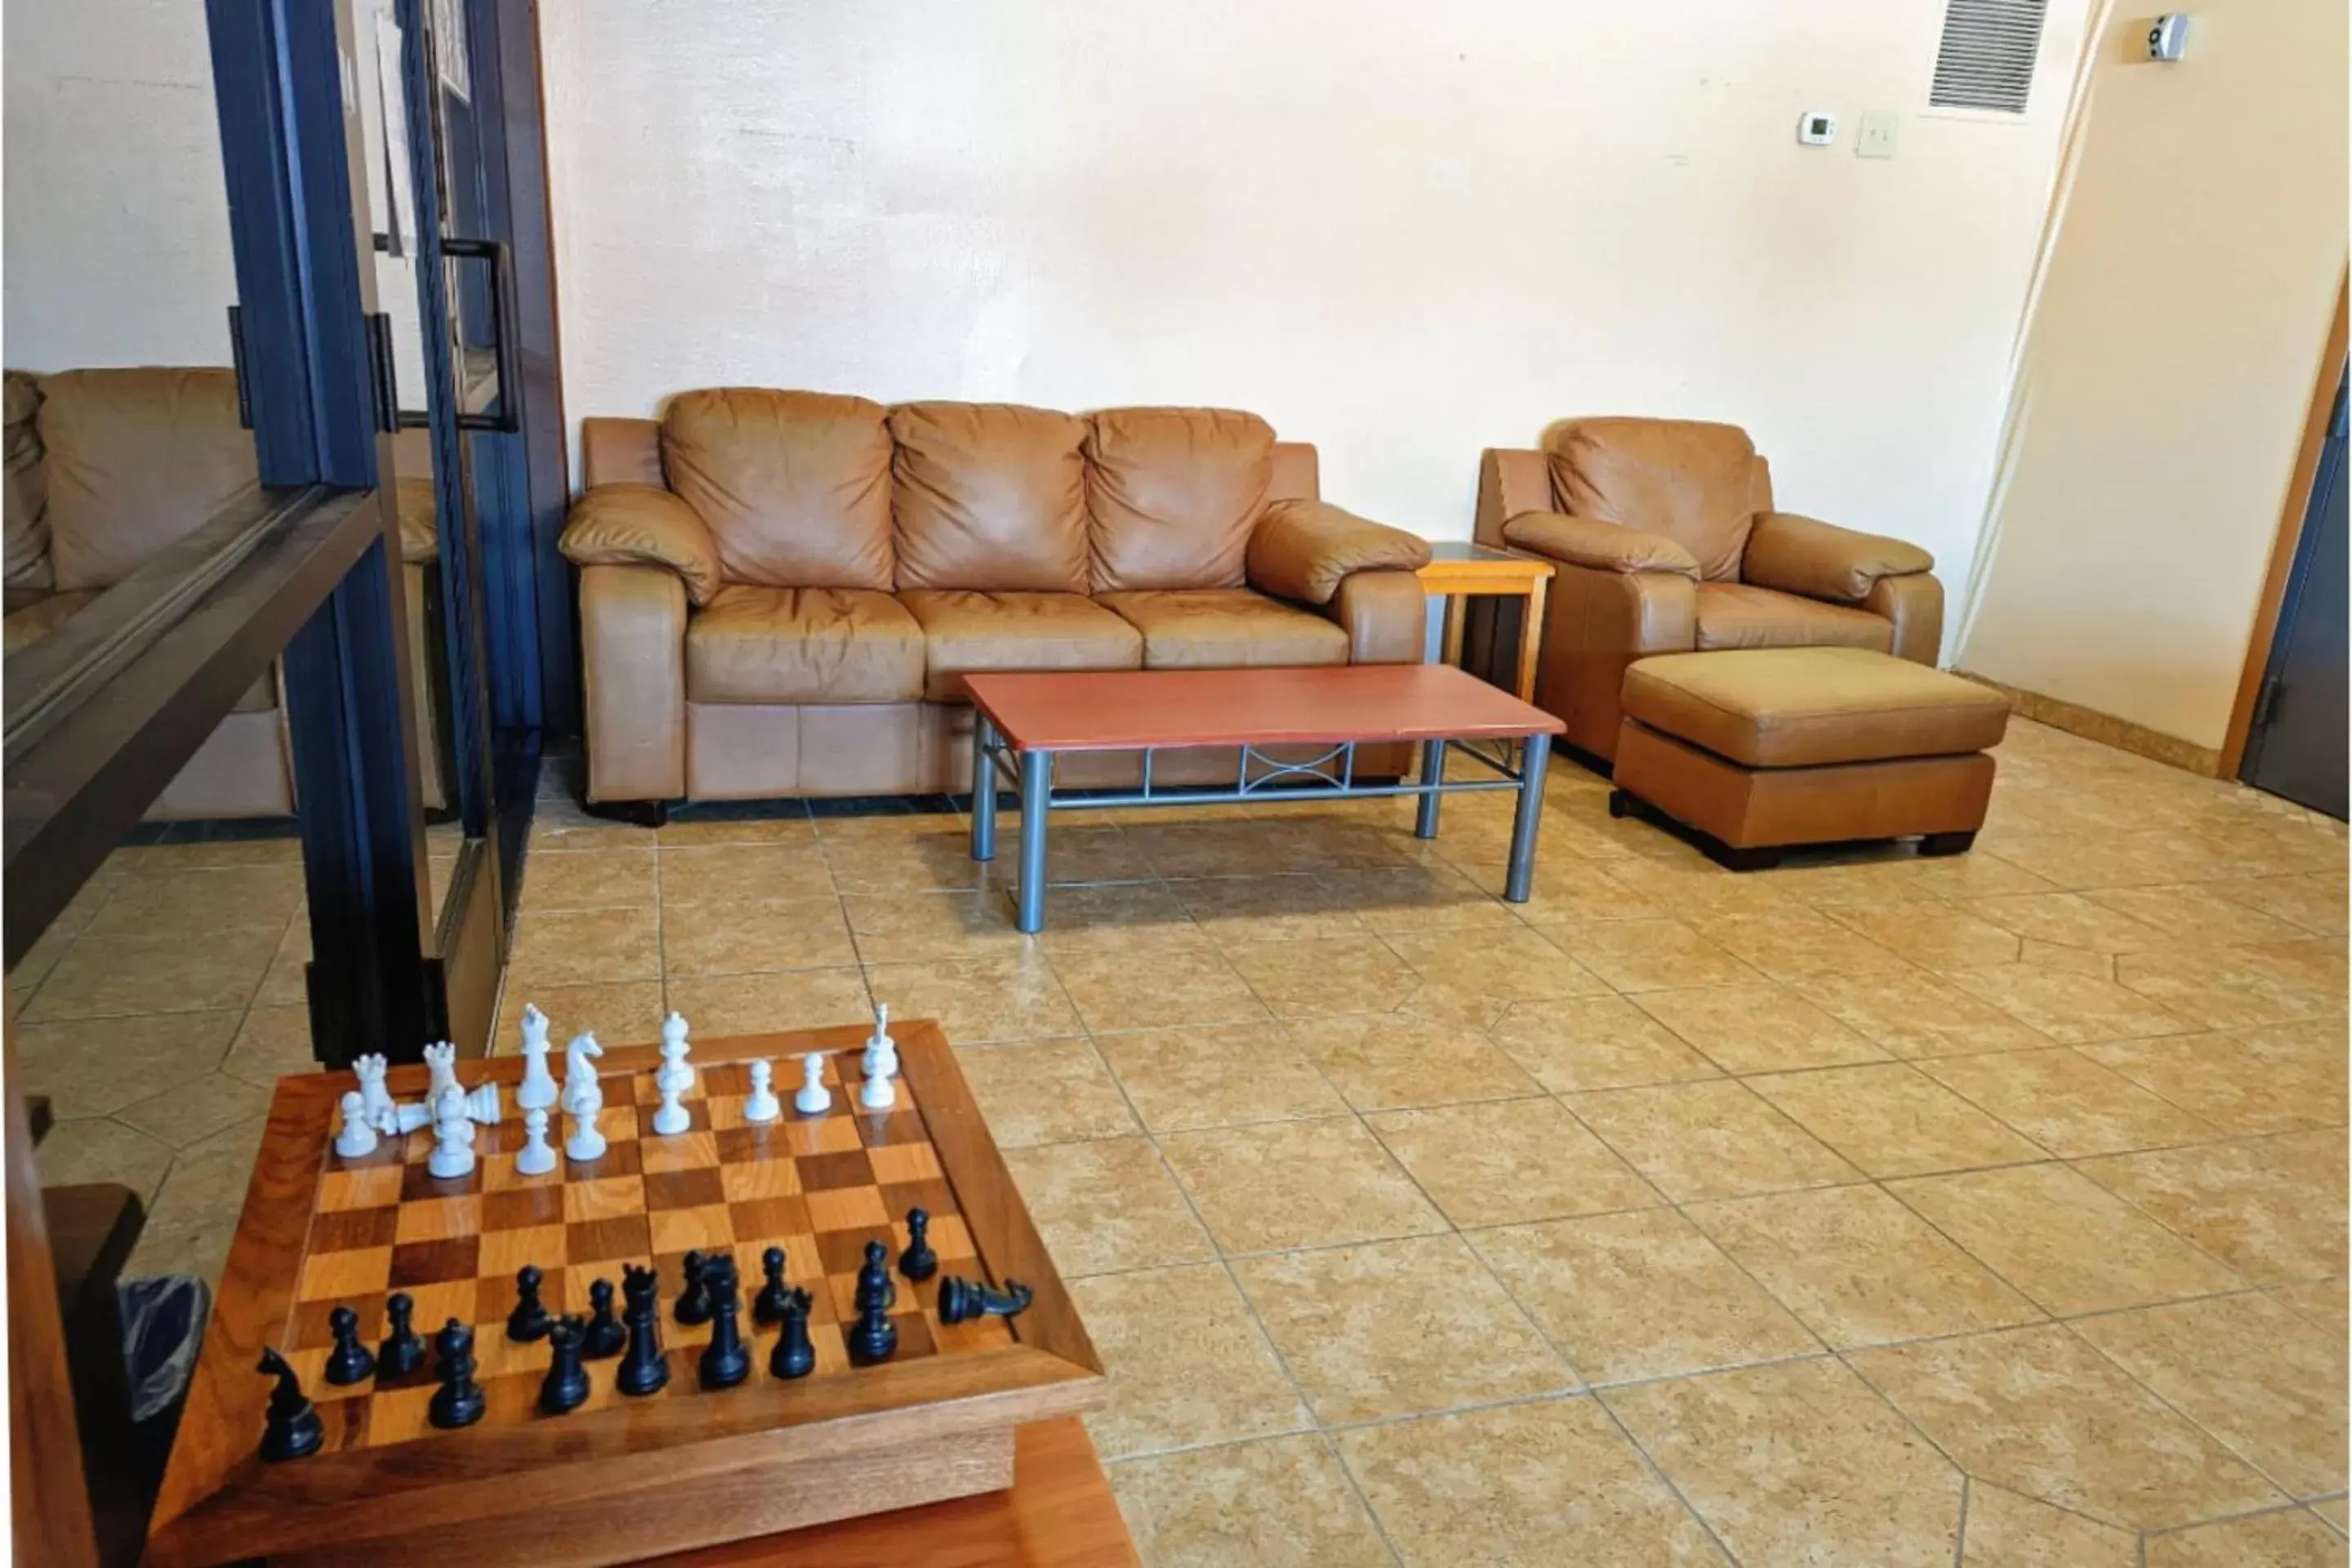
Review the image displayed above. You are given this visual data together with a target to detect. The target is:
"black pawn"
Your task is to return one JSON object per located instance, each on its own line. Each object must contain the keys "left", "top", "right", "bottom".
{"left": 697, "top": 1256, "right": 751, "bottom": 1390}
{"left": 752, "top": 1246, "right": 792, "bottom": 1326}
{"left": 427, "top": 1319, "right": 486, "bottom": 1430}
{"left": 581, "top": 1277, "right": 625, "bottom": 1359}
{"left": 848, "top": 1240, "right": 898, "bottom": 1365}
{"left": 539, "top": 1315, "right": 590, "bottom": 1414}
{"left": 768, "top": 1289, "right": 816, "bottom": 1380}
{"left": 323, "top": 1304, "right": 375, "bottom": 1385}
{"left": 615, "top": 1263, "right": 670, "bottom": 1396}
{"left": 898, "top": 1207, "right": 938, "bottom": 1282}
{"left": 507, "top": 1263, "right": 554, "bottom": 1342}
{"left": 256, "top": 1347, "right": 323, "bottom": 1462}
{"left": 674, "top": 1250, "right": 712, "bottom": 1325}
{"left": 378, "top": 1291, "right": 426, "bottom": 1378}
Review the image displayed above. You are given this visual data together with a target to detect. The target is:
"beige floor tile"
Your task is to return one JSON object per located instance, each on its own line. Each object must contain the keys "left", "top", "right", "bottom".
{"left": 1007, "top": 825, "right": 1160, "bottom": 889}
{"left": 1000, "top": 1136, "right": 1213, "bottom": 1277}
{"left": 1566, "top": 1080, "right": 1861, "bottom": 1202}
{"left": 2091, "top": 884, "right": 2319, "bottom": 948}
{"left": 1366, "top": 1098, "right": 1659, "bottom": 1227}
{"left": 2116, "top": 941, "right": 2349, "bottom": 1031}
{"left": 1338, "top": 1397, "right": 1721, "bottom": 1566}
{"left": 1110, "top": 1434, "right": 1391, "bottom": 1567}
{"left": 35, "top": 1118, "right": 175, "bottom": 1202}
{"left": 516, "top": 848, "right": 658, "bottom": 911}
{"left": 2269, "top": 1277, "right": 2350, "bottom": 1334}
{"left": 1488, "top": 994, "right": 1723, "bottom": 1094}
{"left": 840, "top": 889, "right": 1029, "bottom": 964}
{"left": 1907, "top": 853, "right": 2066, "bottom": 902}
{"left": 115, "top": 1071, "right": 273, "bottom": 1151}
{"left": 1921, "top": 1046, "right": 2217, "bottom": 1158}
{"left": 1027, "top": 883, "right": 1201, "bottom": 955}
{"left": 951, "top": 1039, "right": 1138, "bottom": 1148}
{"left": 14, "top": 1011, "right": 239, "bottom": 1117}
{"left": 504, "top": 906, "right": 662, "bottom": 988}
{"left": 1633, "top": 982, "right": 1889, "bottom": 1074}
{"left": 2144, "top": 1508, "right": 2349, "bottom": 1567}
{"left": 1851, "top": 1324, "right": 2284, "bottom": 1531}
{"left": 1071, "top": 1264, "right": 1310, "bottom": 1459}
{"left": 23, "top": 924, "right": 280, "bottom": 1021}
{"left": 2073, "top": 1133, "right": 2347, "bottom": 1284}
{"left": 1290, "top": 1013, "right": 1540, "bottom": 1111}
{"left": 2080, "top": 1023, "right": 2349, "bottom": 1135}
{"left": 660, "top": 968, "right": 871, "bottom": 1036}
{"left": 492, "top": 982, "right": 666, "bottom": 1051}
{"left": 1049, "top": 944, "right": 1271, "bottom": 1032}
{"left": 1234, "top": 1234, "right": 1572, "bottom": 1421}
{"left": 1470, "top": 1208, "right": 1816, "bottom": 1385}
{"left": 1543, "top": 918, "right": 1767, "bottom": 992}
{"left": 1747, "top": 1062, "right": 2047, "bottom": 1177}
{"left": 656, "top": 842, "right": 835, "bottom": 903}
{"left": 864, "top": 953, "right": 1080, "bottom": 1045}
{"left": 1441, "top": 857, "right": 1665, "bottom": 924}
{"left": 1172, "top": 875, "right": 1368, "bottom": 944}
{"left": 658, "top": 898, "right": 856, "bottom": 976}
{"left": 2074, "top": 1293, "right": 2346, "bottom": 1499}
{"left": 220, "top": 1004, "right": 317, "bottom": 1088}
{"left": 141, "top": 1115, "right": 276, "bottom": 1234}
{"left": 1593, "top": 851, "right": 1802, "bottom": 915}
{"left": 1944, "top": 962, "right": 2198, "bottom": 1045}
{"left": 1159, "top": 1116, "right": 1446, "bottom": 1254}
{"left": 1324, "top": 863, "right": 1522, "bottom": 933}
{"left": 1127, "top": 821, "right": 1291, "bottom": 879}
{"left": 2204, "top": 873, "right": 2350, "bottom": 938}
{"left": 1958, "top": 1481, "right": 2138, "bottom": 1566}
{"left": 1688, "top": 1184, "right": 2043, "bottom": 1348}
{"left": 1686, "top": 908, "right": 1914, "bottom": 982}
{"left": 817, "top": 828, "right": 990, "bottom": 895}
{"left": 1606, "top": 1358, "right": 1962, "bottom": 1567}
{"left": 529, "top": 818, "right": 657, "bottom": 853}
{"left": 87, "top": 866, "right": 305, "bottom": 935}
{"left": 1787, "top": 968, "right": 2055, "bottom": 1058}
{"left": 657, "top": 816, "right": 817, "bottom": 849}
{"left": 1223, "top": 933, "right": 1421, "bottom": 1018}
{"left": 124, "top": 1215, "right": 238, "bottom": 1286}
{"left": 1962, "top": 891, "right": 2177, "bottom": 956}
{"left": 2314, "top": 1495, "right": 2350, "bottom": 1534}
{"left": 1381, "top": 923, "right": 1614, "bottom": 1004}
{"left": 1095, "top": 1025, "right": 1351, "bottom": 1132}
{"left": 1825, "top": 901, "right": 2025, "bottom": 970}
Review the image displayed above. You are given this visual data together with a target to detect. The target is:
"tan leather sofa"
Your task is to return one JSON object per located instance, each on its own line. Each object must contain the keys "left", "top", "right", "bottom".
{"left": 559, "top": 391, "right": 1432, "bottom": 809}
{"left": 2, "top": 368, "right": 446, "bottom": 817}
{"left": 1477, "top": 417, "right": 1944, "bottom": 764}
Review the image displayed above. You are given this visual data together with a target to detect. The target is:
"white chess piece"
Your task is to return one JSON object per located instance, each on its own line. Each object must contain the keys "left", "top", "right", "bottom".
{"left": 560, "top": 1031, "right": 604, "bottom": 1117}
{"left": 657, "top": 1012, "right": 694, "bottom": 1097}
{"left": 869, "top": 1031, "right": 899, "bottom": 1085}
{"left": 859, "top": 1062, "right": 897, "bottom": 1111}
{"left": 354, "top": 1054, "right": 398, "bottom": 1133}
{"left": 514, "top": 1107, "right": 557, "bottom": 1176}
{"left": 515, "top": 1004, "right": 558, "bottom": 1112}
{"left": 742, "top": 1059, "right": 781, "bottom": 1124}
{"left": 427, "top": 1085, "right": 476, "bottom": 1178}
{"left": 862, "top": 1003, "right": 897, "bottom": 1080}
{"left": 564, "top": 1076, "right": 607, "bottom": 1162}
{"left": 333, "top": 1090, "right": 377, "bottom": 1159}
{"left": 794, "top": 1053, "right": 832, "bottom": 1116}
{"left": 388, "top": 1101, "right": 434, "bottom": 1135}
{"left": 652, "top": 1077, "right": 690, "bottom": 1137}
{"left": 462, "top": 1082, "right": 503, "bottom": 1125}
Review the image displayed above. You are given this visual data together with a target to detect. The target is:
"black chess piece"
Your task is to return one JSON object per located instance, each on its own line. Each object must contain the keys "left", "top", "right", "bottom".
{"left": 753, "top": 1246, "right": 792, "bottom": 1326}
{"left": 615, "top": 1263, "right": 670, "bottom": 1396}
{"left": 323, "top": 1304, "right": 376, "bottom": 1385}
{"left": 674, "top": 1250, "right": 712, "bottom": 1325}
{"left": 581, "top": 1276, "right": 625, "bottom": 1359}
{"left": 256, "top": 1346, "right": 324, "bottom": 1461}
{"left": 427, "top": 1319, "right": 487, "bottom": 1429}
{"left": 539, "top": 1315, "right": 590, "bottom": 1414}
{"left": 898, "top": 1207, "right": 938, "bottom": 1282}
{"left": 855, "top": 1239, "right": 896, "bottom": 1314}
{"left": 697, "top": 1256, "right": 751, "bottom": 1390}
{"left": 848, "top": 1240, "right": 899, "bottom": 1365}
{"left": 506, "top": 1263, "right": 554, "bottom": 1342}
{"left": 936, "top": 1275, "right": 1036, "bottom": 1326}
{"left": 768, "top": 1288, "right": 816, "bottom": 1379}
{"left": 378, "top": 1291, "right": 426, "bottom": 1378}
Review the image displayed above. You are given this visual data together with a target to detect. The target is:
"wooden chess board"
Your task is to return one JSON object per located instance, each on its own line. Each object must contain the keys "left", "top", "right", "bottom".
{"left": 145, "top": 1021, "right": 1105, "bottom": 1568}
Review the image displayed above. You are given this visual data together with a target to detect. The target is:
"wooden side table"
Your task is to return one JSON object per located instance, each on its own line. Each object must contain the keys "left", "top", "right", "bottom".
{"left": 1416, "top": 542, "right": 1554, "bottom": 704}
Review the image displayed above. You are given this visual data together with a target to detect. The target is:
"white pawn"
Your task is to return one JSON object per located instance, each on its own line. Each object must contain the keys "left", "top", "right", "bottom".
{"left": 427, "top": 1085, "right": 476, "bottom": 1178}
{"left": 652, "top": 1076, "right": 689, "bottom": 1137}
{"left": 859, "top": 1061, "right": 897, "bottom": 1111}
{"left": 354, "top": 1054, "right": 398, "bottom": 1133}
{"left": 423, "top": 1041, "right": 459, "bottom": 1105}
{"left": 794, "top": 1053, "right": 832, "bottom": 1116}
{"left": 565, "top": 1079, "right": 608, "bottom": 1163}
{"left": 862, "top": 1003, "right": 896, "bottom": 1081}
{"left": 333, "top": 1090, "right": 377, "bottom": 1159}
{"left": 514, "top": 1107, "right": 557, "bottom": 1176}
{"left": 868, "top": 1030, "right": 899, "bottom": 1085}
{"left": 742, "top": 1059, "right": 781, "bottom": 1124}
{"left": 515, "top": 1004, "right": 558, "bottom": 1112}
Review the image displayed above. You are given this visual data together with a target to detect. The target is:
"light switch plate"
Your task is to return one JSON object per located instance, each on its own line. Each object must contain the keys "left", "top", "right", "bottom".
{"left": 1855, "top": 110, "right": 1900, "bottom": 159}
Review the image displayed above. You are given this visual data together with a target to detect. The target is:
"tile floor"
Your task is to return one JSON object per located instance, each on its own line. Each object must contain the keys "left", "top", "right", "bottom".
{"left": 11, "top": 718, "right": 2349, "bottom": 1565}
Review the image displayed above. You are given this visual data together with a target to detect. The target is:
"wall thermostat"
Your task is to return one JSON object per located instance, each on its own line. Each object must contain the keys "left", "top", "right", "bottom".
{"left": 2149, "top": 13, "right": 2189, "bottom": 60}
{"left": 1797, "top": 111, "right": 1838, "bottom": 146}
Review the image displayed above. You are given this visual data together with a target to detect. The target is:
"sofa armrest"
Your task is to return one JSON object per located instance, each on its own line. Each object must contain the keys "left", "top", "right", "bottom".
{"left": 1503, "top": 511, "right": 1699, "bottom": 578}
{"left": 1245, "top": 498, "right": 1431, "bottom": 606}
{"left": 1742, "top": 511, "right": 1932, "bottom": 604}
{"left": 1326, "top": 568, "right": 1426, "bottom": 663}
{"left": 560, "top": 483, "right": 723, "bottom": 606}
{"left": 579, "top": 564, "right": 687, "bottom": 802}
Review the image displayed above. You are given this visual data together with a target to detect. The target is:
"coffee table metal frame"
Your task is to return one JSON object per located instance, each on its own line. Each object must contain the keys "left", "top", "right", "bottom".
{"left": 971, "top": 721, "right": 1553, "bottom": 933}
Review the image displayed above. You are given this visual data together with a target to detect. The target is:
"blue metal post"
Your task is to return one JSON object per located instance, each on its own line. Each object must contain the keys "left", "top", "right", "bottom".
{"left": 972, "top": 714, "right": 998, "bottom": 862}
{"left": 1015, "top": 748, "right": 1051, "bottom": 932}
{"left": 1414, "top": 739, "right": 1446, "bottom": 839}
{"left": 1503, "top": 733, "right": 1552, "bottom": 902}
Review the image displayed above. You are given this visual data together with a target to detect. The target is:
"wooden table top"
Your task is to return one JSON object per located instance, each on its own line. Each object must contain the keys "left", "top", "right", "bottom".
{"left": 964, "top": 664, "right": 1564, "bottom": 754}
{"left": 1416, "top": 542, "right": 1554, "bottom": 591}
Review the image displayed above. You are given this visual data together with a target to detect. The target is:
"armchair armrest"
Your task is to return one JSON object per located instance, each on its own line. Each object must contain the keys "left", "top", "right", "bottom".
{"left": 559, "top": 483, "right": 723, "bottom": 605}
{"left": 1503, "top": 511, "right": 1699, "bottom": 578}
{"left": 1245, "top": 497, "right": 1430, "bottom": 606}
{"left": 1742, "top": 511, "right": 1932, "bottom": 603}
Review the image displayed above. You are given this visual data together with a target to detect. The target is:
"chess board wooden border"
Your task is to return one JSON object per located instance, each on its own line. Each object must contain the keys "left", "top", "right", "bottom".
{"left": 144, "top": 1020, "right": 1106, "bottom": 1568}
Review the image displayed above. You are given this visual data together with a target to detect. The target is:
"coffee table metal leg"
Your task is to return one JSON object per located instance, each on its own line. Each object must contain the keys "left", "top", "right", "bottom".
{"left": 1503, "top": 733, "right": 1552, "bottom": 902}
{"left": 1414, "top": 739, "right": 1446, "bottom": 840}
{"left": 972, "top": 715, "right": 999, "bottom": 862}
{"left": 1015, "top": 748, "right": 1051, "bottom": 932}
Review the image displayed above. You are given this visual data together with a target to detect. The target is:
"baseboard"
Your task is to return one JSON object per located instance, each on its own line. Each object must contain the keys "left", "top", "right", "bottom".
{"left": 1955, "top": 672, "right": 2223, "bottom": 778}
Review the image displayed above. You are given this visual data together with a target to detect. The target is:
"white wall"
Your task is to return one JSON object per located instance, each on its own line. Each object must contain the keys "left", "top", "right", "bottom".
{"left": 540, "top": 0, "right": 2091, "bottom": 608}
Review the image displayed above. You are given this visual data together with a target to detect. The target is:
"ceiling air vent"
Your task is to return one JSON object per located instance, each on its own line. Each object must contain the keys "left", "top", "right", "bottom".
{"left": 1929, "top": 0, "right": 2048, "bottom": 114}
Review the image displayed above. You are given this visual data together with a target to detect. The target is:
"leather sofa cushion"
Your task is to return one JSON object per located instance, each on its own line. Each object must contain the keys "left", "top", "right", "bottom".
{"left": 1097, "top": 589, "right": 1349, "bottom": 669}
{"left": 1623, "top": 648, "right": 2010, "bottom": 768}
{"left": 889, "top": 403, "right": 1089, "bottom": 593}
{"left": 5, "top": 371, "right": 49, "bottom": 590}
{"left": 1544, "top": 418, "right": 1763, "bottom": 584}
{"left": 41, "top": 368, "right": 260, "bottom": 592}
{"left": 662, "top": 389, "right": 895, "bottom": 591}
{"left": 1694, "top": 583, "right": 1890, "bottom": 653}
{"left": 900, "top": 590, "right": 1143, "bottom": 701}
{"left": 1085, "top": 408, "right": 1272, "bottom": 592}
{"left": 686, "top": 584, "right": 925, "bottom": 704}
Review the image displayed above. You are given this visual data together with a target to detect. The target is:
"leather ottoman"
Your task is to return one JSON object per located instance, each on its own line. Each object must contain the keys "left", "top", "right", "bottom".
{"left": 1607, "top": 647, "right": 2009, "bottom": 871}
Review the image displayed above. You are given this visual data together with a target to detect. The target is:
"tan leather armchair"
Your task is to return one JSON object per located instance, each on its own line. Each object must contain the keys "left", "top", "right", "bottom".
{"left": 1476, "top": 417, "right": 1941, "bottom": 763}
{"left": 560, "top": 393, "right": 1431, "bottom": 812}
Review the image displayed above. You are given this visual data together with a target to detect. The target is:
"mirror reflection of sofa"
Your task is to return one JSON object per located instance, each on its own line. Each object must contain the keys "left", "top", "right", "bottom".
{"left": 558, "top": 391, "right": 1436, "bottom": 814}
{"left": 2, "top": 367, "right": 448, "bottom": 817}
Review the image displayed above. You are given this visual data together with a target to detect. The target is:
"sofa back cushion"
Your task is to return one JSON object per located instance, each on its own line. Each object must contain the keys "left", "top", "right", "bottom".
{"left": 5, "top": 372, "right": 50, "bottom": 591}
{"left": 42, "top": 368, "right": 261, "bottom": 592}
{"left": 1544, "top": 417, "right": 1765, "bottom": 583}
{"left": 889, "top": 402, "right": 1089, "bottom": 592}
{"left": 661, "top": 389, "right": 894, "bottom": 590}
{"left": 1084, "top": 407, "right": 1272, "bottom": 592}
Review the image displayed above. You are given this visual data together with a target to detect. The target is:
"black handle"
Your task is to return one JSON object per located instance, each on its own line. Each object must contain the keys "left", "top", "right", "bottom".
{"left": 225, "top": 305, "right": 255, "bottom": 430}
{"left": 443, "top": 238, "right": 520, "bottom": 434}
